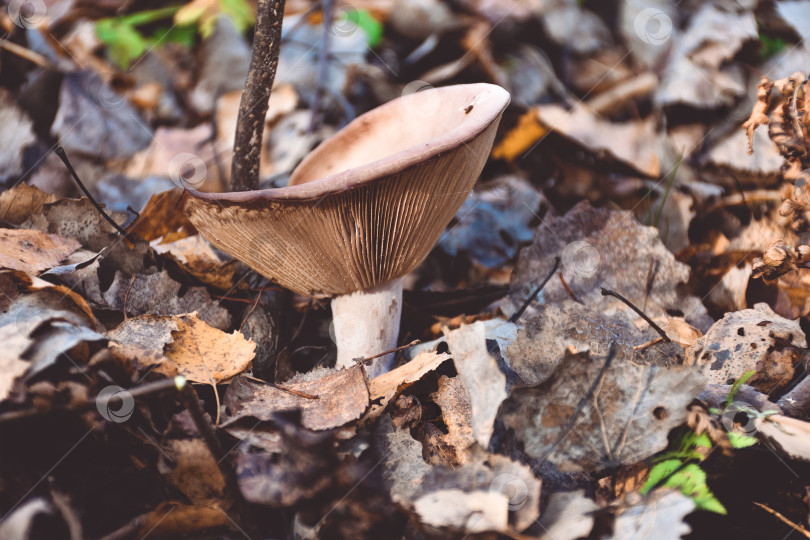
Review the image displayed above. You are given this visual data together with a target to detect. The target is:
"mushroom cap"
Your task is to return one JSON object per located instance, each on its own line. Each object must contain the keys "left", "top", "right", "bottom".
{"left": 181, "top": 83, "right": 510, "bottom": 298}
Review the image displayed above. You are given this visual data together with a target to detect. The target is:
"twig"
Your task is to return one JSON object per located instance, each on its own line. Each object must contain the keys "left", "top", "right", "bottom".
{"left": 0, "top": 376, "right": 186, "bottom": 424}
{"left": 601, "top": 287, "right": 670, "bottom": 342}
{"left": 0, "top": 38, "right": 54, "bottom": 69}
{"left": 180, "top": 384, "right": 256, "bottom": 536}
{"left": 558, "top": 271, "right": 582, "bottom": 304}
{"left": 230, "top": 0, "right": 287, "bottom": 191}
{"left": 244, "top": 375, "right": 319, "bottom": 399}
{"left": 238, "top": 289, "right": 263, "bottom": 333}
{"left": 55, "top": 147, "right": 134, "bottom": 241}
{"left": 123, "top": 275, "right": 136, "bottom": 321}
{"left": 308, "top": 0, "right": 334, "bottom": 132}
{"left": 357, "top": 340, "right": 422, "bottom": 365}
{"left": 509, "top": 257, "right": 561, "bottom": 323}
{"left": 753, "top": 502, "right": 810, "bottom": 539}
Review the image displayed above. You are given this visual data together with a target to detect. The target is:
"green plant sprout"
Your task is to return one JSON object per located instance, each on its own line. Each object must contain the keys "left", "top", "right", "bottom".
{"left": 95, "top": 0, "right": 253, "bottom": 69}
{"left": 642, "top": 371, "right": 760, "bottom": 514}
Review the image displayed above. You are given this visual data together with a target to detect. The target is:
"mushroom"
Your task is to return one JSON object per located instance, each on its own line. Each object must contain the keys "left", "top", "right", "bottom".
{"left": 181, "top": 83, "right": 510, "bottom": 377}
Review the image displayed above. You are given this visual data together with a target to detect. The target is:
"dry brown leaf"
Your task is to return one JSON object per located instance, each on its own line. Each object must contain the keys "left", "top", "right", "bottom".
{"left": 126, "top": 189, "right": 197, "bottom": 243}
{"left": 536, "top": 104, "right": 660, "bottom": 177}
{"left": 0, "top": 229, "right": 80, "bottom": 275}
{"left": 165, "top": 314, "right": 254, "bottom": 384}
{"left": 0, "top": 184, "right": 57, "bottom": 225}
{"left": 107, "top": 313, "right": 254, "bottom": 384}
{"left": 0, "top": 325, "right": 33, "bottom": 401}
{"left": 160, "top": 439, "right": 226, "bottom": 506}
{"left": 223, "top": 365, "right": 369, "bottom": 431}
{"left": 500, "top": 349, "right": 705, "bottom": 472}
{"left": 153, "top": 235, "right": 238, "bottom": 290}
{"left": 366, "top": 350, "right": 451, "bottom": 422}
{"left": 133, "top": 502, "right": 228, "bottom": 538}
{"left": 491, "top": 109, "right": 548, "bottom": 162}
{"left": 432, "top": 375, "right": 476, "bottom": 461}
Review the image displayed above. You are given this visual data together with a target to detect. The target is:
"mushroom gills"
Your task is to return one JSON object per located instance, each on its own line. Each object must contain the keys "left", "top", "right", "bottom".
{"left": 330, "top": 277, "right": 403, "bottom": 378}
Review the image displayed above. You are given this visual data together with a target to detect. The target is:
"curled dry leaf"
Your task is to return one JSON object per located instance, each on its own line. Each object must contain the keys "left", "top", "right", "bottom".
{"left": 366, "top": 350, "right": 452, "bottom": 422}
{"left": 685, "top": 303, "right": 805, "bottom": 391}
{"left": 222, "top": 365, "right": 369, "bottom": 431}
{"left": 500, "top": 349, "right": 705, "bottom": 472}
{"left": 0, "top": 229, "right": 80, "bottom": 275}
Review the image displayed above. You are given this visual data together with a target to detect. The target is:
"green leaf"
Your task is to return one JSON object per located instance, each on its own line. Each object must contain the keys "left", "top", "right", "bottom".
{"left": 96, "top": 21, "right": 147, "bottom": 69}
{"left": 342, "top": 9, "right": 383, "bottom": 47}
{"left": 664, "top": 464, "right": 727, "bottom": 515}
{"left": 220, "top": 0, "right": 254, "bottom": 33}
{"left": 726, "top": 370, "right": 756, "bottom": 407}
{"left": 641, "top": 459, "right": 682, "bottom": 494}
{"left": 728, "top": 432, "right": 758, "bottom": 449}
{"left": 149, "top": 24, "right": 197, "bottom": 48}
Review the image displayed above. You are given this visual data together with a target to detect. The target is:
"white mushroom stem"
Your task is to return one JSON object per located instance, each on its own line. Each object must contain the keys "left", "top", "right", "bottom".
{"left": 331, "top": 277, "right": 403, "bottom": 378}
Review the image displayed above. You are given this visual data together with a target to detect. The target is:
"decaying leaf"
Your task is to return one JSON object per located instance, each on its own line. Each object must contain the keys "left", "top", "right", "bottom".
{"left": 685, "top": 303, "right": 805, "bottom": 391}
{"left": 107, "top": 313, "right": 254, "bottom": 384}
{"left": 375, "top": 416, "right": 541, "bottom": 533}
{"left": 0, "top": 184, "right": 57, "bottom": 225}
{"left": 500, "top": 349, "right": 705, "bottom": 472}
{"left": 432, "top": 375, "right": 476, "bottom": 460}
{"left": 159, "top": 439, "right": 226, "bottom": 506}
{"left": 444, "top": 322, "right": 507, "bottom": 448}
{"left": 756, "top": 414, "right": 810, "bottom": 463}
{"left": 608, "top": 490, "right": 695, "bottom": 540}
{"left": 223, "top": 365, "right": 369, "bottom": 431}
{"left": 366, "top": 350, "right": 451, "bottom": 422}
{"left": 504, "top": 202, "right": 712, "bottom": 332}
{"left": 536, "top": 104, "right": 660, "bottom": 177}
{"left": 0, "top": 325, "right": 34, "bottom": 401}
{"left": 0, "top": 229, "right": 80, "bottom": 274}
{"left": 537, "top": 490, "right": 599, "bottom": 540}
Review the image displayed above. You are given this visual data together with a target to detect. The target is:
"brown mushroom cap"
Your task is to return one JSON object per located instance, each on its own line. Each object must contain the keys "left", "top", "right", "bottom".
{"left": 182, "top": 83, "right": 510, "bottom": 297}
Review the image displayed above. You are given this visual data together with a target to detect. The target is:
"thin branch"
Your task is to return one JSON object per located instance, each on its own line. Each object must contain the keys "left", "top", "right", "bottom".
{"left": 55, "top": 147, "right": 134, "bottom": 241}
{"left": 601, "top": 287, "right": 670, "bottom": 342}
{"left": 358, "top": 340, "right": 422, "bottom": 365}
{"left": 230, "top": 0, "right": 287, "bottom": 191}
{"left": 753, "top": 502, "right": 810, "bottom": 539}
{"left": 509, "top": 257, "right": 561, "bottom": 323}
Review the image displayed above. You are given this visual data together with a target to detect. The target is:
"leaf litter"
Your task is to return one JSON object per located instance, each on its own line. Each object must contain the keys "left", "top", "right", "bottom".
{"left": 3, "top": 0, "right": 810, "bottom": 538}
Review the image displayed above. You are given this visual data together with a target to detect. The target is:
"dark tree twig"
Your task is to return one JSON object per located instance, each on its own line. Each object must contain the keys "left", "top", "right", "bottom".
{"left": 230, "top": 0, "right": 287, "bottom": 192}
{"left": 601, "top": 287, "right": 671, "bottom": 342}
{"left": 55, "top": 147, "right": 134, "bottom": 241}
{"left": 509, "top": 257, "right": 561, "bottom": 323}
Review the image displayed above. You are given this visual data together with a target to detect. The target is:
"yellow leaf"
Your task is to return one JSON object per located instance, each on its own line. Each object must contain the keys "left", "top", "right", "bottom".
{"left": 491, "top": 109, "right": 547, "bottom": 162}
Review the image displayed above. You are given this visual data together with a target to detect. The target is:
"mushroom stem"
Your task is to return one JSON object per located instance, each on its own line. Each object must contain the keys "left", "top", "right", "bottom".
{"left": 331, "top": 277, "right": 403, "bottom": 378}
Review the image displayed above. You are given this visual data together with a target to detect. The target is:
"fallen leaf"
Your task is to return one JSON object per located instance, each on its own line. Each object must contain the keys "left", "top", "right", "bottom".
{"left": 0, "top": 184, "right": 57, "bottom": 225}
{"left": 608, "top": 490, "right": 695, "bottom": 539}
{"left": 366, "top": 350, "right": 451, "bottom": 422}
{"left": 536, "top": 104, "right": 660, "bottom": 177}
{"left": 0, "top": 229, "right": 80, "bottom": 275}
{"left": 500, "top": 349, "right": 705, "bottom": 472}
{"left": 756, "top": 414, "right": 810, "bottom": 463}
{"left": 126, "top": 189, "right": 197, "bottom": 243}
{"left": 685, "top": 303, "right": 805, "bottom": 390}
{"left": 444, "top": 322, "right": 507, "bottom": 448}
{"left": 537, "top": 490, "right": 599, "bottom": 540}
{"left": 223, "top": 365, "right": 368, "bottom": 431}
